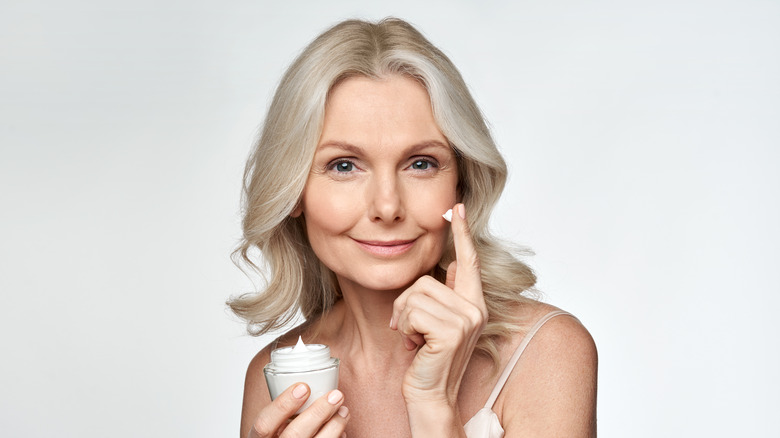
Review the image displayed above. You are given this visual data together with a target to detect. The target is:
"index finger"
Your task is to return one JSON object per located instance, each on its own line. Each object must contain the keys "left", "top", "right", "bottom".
{"left": 448, "top": 203, "right": 482, "bottom": 299}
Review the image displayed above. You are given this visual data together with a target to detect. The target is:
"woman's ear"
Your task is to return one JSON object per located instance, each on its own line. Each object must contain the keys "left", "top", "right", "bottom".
{"left": 291, "top": 204, "right": 303, "bottom": 218}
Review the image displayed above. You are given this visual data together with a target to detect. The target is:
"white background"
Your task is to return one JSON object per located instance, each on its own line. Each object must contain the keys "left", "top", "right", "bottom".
{"left": 1, "top": 0, "right": 778, "bottom": 436}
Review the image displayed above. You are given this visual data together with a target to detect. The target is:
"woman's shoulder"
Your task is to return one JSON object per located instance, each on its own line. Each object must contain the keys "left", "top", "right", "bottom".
{"left": 501, "top": 302, "right": 597, "bottom": 377}
{"left": 494, "top": 302, "right": 598, "bottom": 435}
{"left": 517, "top": 302, "right": 594, "bottom": 348}
{"left": 491, "top": 301, "right": 594, "bottom": 353}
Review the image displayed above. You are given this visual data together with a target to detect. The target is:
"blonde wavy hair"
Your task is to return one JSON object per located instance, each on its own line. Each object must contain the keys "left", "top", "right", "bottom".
{"left": 228, "top": 17, "right": 538, "bottom": 366}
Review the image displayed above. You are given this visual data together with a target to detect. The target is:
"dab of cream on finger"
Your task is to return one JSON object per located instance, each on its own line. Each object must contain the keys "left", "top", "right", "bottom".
{"left": 442, "top": 209, "right": 453, "bottom": 222}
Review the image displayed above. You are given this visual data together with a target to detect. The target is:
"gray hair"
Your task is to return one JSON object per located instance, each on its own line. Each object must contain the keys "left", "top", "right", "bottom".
{"left": 228, "top": 18, "right": 537, "bottom": 367}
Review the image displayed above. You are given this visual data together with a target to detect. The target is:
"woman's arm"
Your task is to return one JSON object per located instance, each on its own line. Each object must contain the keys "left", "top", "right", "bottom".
{"left": 391, "top": 204, "right": 487, "bottom": 437}
{"left": 499, "top": 315, "right": 598, "bottom": 437}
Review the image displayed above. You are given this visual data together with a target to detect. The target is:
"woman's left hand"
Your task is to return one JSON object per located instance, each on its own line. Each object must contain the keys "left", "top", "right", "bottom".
{"left": 390, "top": 203, "right": 488, "bottom": 412}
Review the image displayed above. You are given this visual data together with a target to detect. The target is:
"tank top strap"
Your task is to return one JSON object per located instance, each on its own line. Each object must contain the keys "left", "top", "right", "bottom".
{"left": 482, "top": 310, "right": 576, "bottom": 409}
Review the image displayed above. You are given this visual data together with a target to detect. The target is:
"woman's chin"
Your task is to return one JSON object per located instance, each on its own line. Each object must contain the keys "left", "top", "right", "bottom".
{"left": 338, "top": 271, "right": 420, "bottom": 294}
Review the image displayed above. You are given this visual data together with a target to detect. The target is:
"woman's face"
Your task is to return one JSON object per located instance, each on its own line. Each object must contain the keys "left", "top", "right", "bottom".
{"left": 298, "top": 74, "right": 458, "bottom": 293}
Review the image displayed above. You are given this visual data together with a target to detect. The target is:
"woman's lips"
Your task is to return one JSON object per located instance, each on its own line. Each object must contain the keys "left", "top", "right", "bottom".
{"left": 353, "top": 239, "right": 416, "bottom": 257}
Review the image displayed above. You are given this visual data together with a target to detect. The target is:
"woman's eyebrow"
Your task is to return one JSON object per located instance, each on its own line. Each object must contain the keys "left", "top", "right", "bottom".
{"left": 316, "top": 141, "right": 364, "bottom": 155}
{"left": 317, "top": 140, "right": 451, "bottom": 154}
{"left": 408, "top": 140, "right": 451, "bottom": 154}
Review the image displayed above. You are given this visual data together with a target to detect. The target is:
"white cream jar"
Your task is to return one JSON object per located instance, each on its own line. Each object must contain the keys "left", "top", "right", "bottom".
{"left": 263, "top": 337, "right": 340, "bottom": 413}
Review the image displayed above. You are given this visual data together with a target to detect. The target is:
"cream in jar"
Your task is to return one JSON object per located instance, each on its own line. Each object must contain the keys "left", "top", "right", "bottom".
{"left": 263, "top": 336, "right": 340, "bottom": 413}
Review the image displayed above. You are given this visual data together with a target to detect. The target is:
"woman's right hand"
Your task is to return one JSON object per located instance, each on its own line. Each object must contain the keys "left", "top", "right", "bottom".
{"left": 249, "top": 383, "right": 349, "bottom": 438}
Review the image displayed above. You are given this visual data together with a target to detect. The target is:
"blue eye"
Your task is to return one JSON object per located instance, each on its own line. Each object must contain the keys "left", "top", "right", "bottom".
{"left": 334, "top": 161, "right": 354, "bottom": 172}
{"left": 411, "top": 160, "right": 430, "bottom": 170}
{"left": 410, "top": 158, "right": 439, "bottom": 171}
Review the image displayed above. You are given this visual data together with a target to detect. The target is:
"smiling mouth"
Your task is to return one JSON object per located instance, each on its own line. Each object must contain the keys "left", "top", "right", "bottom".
{"left": 353, "top": 239, "right": 417, "bottom": 257}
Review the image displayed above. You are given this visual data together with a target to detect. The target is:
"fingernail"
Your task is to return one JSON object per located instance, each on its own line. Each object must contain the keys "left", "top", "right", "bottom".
{"left": 327, "top": 389, "right": 343, "bottom": 405}
{"left": 389, "top": 316, "right": 394, "bottom": 329}
{"left": 338, "top": 406, "right": 349, "bottom": 418}
{"left": 457, "top": 204, "right": 466, "bottom": 219}
{"left": 292, "top": 384, "right": 308, "bottom": 399}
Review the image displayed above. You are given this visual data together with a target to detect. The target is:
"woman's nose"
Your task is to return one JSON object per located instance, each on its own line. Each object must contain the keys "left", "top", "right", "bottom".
{"left": 367, "top": 172, "right": 405, "bottom": 224}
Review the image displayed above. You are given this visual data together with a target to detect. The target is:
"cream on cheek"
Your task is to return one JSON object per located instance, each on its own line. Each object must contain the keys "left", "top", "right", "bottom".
{"left": 404, "top": 171, "right": 458, "bottom": 223}
{"left": 414, "top": 196, "right": 456, "bottom": 249}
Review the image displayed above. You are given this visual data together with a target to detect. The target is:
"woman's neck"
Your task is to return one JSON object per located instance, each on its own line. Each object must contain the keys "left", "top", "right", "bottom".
{"left": 320, "top": 280, "right": 415, "bottom": 370}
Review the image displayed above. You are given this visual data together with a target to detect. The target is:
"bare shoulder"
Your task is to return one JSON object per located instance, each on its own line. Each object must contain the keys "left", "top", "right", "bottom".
{"left": 523, "top": 304, "right": 597, "bottom": 366}
{"left": 497, "top": 303, "right": 598, "bottom": 437}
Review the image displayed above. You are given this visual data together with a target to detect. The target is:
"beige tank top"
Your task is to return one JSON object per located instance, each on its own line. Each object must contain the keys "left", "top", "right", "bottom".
{"left": 463, "top": 310, "right": 575, "bottom": 438}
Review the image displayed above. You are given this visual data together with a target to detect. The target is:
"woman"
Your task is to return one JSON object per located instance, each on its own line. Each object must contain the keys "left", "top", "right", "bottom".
{"left": 229, "top": 18, "right": 597, "bottom": 438}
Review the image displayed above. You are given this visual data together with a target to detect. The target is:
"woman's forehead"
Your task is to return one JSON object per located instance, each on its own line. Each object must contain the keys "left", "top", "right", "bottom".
{"left": 319, "top": 75, "right": 446, "bottom": 148}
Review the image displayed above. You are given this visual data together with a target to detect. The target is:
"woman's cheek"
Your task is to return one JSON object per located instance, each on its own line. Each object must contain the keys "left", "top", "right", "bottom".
{"left": 410, "top": 192, "right": 456, "bottom": 233}
{"left": 304, "top": 181, "right": 363, "bottom": 232}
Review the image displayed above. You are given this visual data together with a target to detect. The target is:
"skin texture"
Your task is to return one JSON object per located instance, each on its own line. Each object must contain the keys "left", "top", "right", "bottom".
{"left": 240, "top": 75, "right": 598, "bottom": 438}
